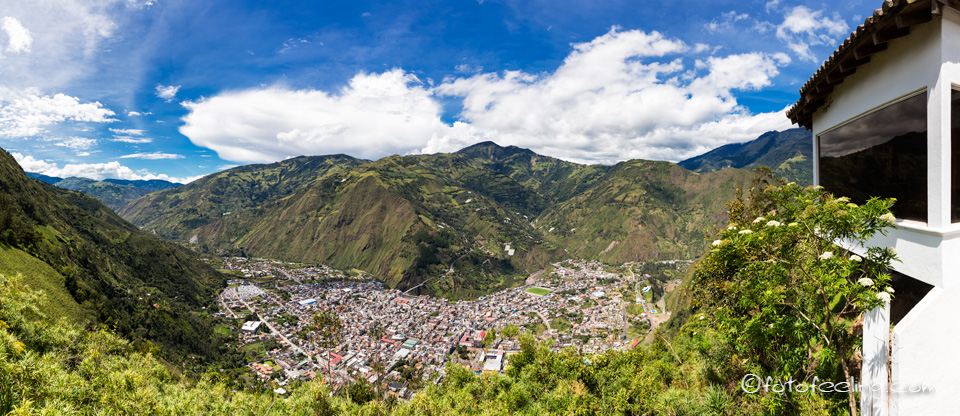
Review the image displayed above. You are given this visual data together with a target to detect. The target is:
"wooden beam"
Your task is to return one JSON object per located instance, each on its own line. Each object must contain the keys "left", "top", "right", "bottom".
{"left": 825, "top": 70, "right": 845, "bottom": 85}
{"left": 872, "top": 26, "right": 910, "bottom": 44}
{"left": 838, "top": 57, "right": 869, "bottom": 74}
{"left": 896, "top": 9, "right": 933, "bottom": 28}
{"left": 854, "top": 42, "right": 888, "bottom": 60}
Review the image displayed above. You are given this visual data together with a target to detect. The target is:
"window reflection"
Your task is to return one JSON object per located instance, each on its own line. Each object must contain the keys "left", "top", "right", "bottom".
{"left": 818, "top": 93, "right": 927, "bottom": 222}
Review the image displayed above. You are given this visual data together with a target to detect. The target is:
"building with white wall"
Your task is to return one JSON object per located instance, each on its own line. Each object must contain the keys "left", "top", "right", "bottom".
{"left": 787, "top": 1, "right": 960, "bottom": 414}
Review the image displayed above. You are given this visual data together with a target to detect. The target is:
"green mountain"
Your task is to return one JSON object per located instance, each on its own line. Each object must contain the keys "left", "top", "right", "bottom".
{"left": 678, "top": 128, "right": 812, "bottom": 184}
{"left": 119, "top": 143, "right": 752, "bottom": 299}
{"left": 0, "top": 148, "right": 236, "bottom": 372}
{"left": 50, "top": 177, "right": 154, "bottom": 211}
{"left": 535, "top": 161, "right": 752, "bottom": 262}
{"left": 24, "top": 173, "right": 182, "bottom": 211}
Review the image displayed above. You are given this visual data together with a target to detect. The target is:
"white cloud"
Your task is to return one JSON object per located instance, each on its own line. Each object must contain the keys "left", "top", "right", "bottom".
{"left": 765, "top": 0, "right": 782, "bottom": 13}
{"left": 12, "top": 152, "right": 197, "bottom": 182}
{"left": 692, "top": 43, "right": 711, "bottom": 54}
{"left": 119, "top": 152, "right": 184, "bottom": 160}
{"left": 126, "top": 111, "right": 151, "bottom": 117}
{"left": 0, "top": 87, "right": 116, "bottom": 138}
{"left": 111, "top": 135, "right": 152, "bottom": 144}
{"left": 155, "top": 84, "right": 180, "bottom": 102}
{"left": 180, "top": 28, "right": 794, "bottom": 165}
{"left": 431, "top": 28, "right": 792, "bottom": 163}
{"left": 50, "top": 136, "right": 97, "bottom": 150}
{"left": 109, "top": 127, "right": 144, "bottom": 135}
{"left": 705, "top": 11, "right": 750, "bottom": 33}
{"left": 776, "top": 6, "right": 847, "bottom": 62}
{"left": 179, "top": 69, "right": 450, "bottom": 163}
{"left": 1, "top": 17, "right": 32, "bottom": 54}
{"left": 0, "top": 0, "right": 119, "bottom": 90}
{"left": 279, "top": 37, "right": 310, "bottom": 54}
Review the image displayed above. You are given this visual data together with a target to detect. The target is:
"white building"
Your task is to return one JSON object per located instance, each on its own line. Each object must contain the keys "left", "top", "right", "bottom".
{"left": 241, "top": 320, "right": 262, "bottom": 333}
{"left": 787, "top": 1, "right": 960, "bottom": 414}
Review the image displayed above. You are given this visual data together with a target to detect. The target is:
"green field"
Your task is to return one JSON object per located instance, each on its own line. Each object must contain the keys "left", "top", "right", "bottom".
{"left": 525, "top": 287, "right": 551, "bottom": 296}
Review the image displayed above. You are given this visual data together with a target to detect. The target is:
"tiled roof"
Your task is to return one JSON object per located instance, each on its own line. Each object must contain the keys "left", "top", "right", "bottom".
{"left": 788, "top": 0, "right": 943, "bottom": 129}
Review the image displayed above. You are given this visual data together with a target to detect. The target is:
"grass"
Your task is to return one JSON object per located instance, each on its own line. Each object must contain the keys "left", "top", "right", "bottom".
{"left": 525, "top": 287, "right": 551, "bottom": 296}
{"left": 0, "top": 245, "right": 87, "bottom": 323}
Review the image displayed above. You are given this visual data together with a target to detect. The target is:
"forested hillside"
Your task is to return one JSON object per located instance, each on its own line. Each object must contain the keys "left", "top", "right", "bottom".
{"left": 0, "top": 148, "right": 238, "bottom": 373}
{"left": 118, "top": 143, "right": 753, "bottom": 299}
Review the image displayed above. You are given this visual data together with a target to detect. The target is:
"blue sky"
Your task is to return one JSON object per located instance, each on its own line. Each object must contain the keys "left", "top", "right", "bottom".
{"left": 0, "top": 0, "right": 878, "bottom": 183}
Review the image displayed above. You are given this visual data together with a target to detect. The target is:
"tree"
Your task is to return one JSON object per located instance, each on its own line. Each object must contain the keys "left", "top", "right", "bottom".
{"left": 692, "top": 173, "right": 898, "bottom": 416}
{"left": 311, "top": 310, "right": 343, "bottom": 379}
{"left": 501, "top": 324, "right": 520, "bottom": 339}
{"left": 483, "top": 328, "right": 497, "bottom": 349}
{"left": 367, "top": 322, "right": 386, "bottom": 397}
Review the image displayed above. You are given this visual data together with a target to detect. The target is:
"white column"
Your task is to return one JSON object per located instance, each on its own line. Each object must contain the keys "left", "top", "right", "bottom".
{"left": 861, "top": 302, "right": 890, "bottom": 416}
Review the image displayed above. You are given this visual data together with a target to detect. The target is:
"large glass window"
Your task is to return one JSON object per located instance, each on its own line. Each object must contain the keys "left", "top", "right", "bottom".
{"left": 818, "top": 92, "right": 927, "bottom": 222}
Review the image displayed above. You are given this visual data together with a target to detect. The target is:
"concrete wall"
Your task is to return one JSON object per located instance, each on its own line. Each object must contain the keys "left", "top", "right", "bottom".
{"left": 890, "top": 287, "right": 960, "bottom": 415}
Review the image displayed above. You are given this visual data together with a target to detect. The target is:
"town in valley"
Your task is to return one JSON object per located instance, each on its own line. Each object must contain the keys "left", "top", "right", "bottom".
{"left": 212, "top": 256, "right": 687, "bottom": 398}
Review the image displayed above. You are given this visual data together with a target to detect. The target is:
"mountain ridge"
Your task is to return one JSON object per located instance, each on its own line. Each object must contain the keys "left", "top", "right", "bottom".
{"left": 118, "top": 141, "right": 755, "bottom": 298}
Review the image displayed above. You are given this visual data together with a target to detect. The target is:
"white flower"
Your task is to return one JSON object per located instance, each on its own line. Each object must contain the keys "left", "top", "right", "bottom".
{"left": 886, "top": 286, "right": 895, "bottom": 294}
{"left": 766, "top": 220, "right": 782, "bottom": 227}
{"left": 849, "top": 255, "right": 862, "bottom": 262}
{"left": 727, "top": 225, "right": 737, "bottom": 230}
{"left": 877, "top": 292, "right": 892, "bottom": 302}
{"left": 887, "top": 247, "right": 898, "bottom": 256}
{"left": 712, "top": 240, "right": 723, "bottom": 247}
{"left": 847, "top": 203, "right": 858, "bottom": 208}
{"left": 880, "top": 213, "right": 896, "bottom": 225}
{"left": 738, "top": 230, "right": 753, "bottom": 235}
{"left": 836, "top": 197, "right": 850, "bottom": 203}
{"left": 857, "top": 277, "right": 874, "bottom": 287}
{"left": 753, "top": 217, "right": 765, "bottom": 224}
{"left": 819, "top": 251, "right": 834, "bottom": 260}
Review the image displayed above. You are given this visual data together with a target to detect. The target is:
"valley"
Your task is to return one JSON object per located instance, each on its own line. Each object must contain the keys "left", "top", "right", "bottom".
{"left": 213, "top": 256, "right": 687, "bottom": 396}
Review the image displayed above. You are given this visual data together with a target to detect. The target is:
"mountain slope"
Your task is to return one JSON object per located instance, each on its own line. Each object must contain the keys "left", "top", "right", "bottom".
{"left": 0, "top": 148, "right": 237, "bottom": 371}
{"left": 536, "top": 162, "right": 752, "bottom": 262}
{"left": 51, "top": 177, "right": 155, "bottom": 211}
{"left": 119, "top": 143, "right": 753, "bottom": 299}
{"left": 678, "top": 128, "right": 812, "bottom": 184}
{"left": 24, "top": 173, "right": 182, "bottom": 211}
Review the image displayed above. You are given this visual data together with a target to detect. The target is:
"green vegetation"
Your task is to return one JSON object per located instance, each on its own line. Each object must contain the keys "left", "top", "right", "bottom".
{"left": 692, "top": 173, "right": 897, "bottom": 415}
{"left": 119, "top": 142, "right": 753, "bottom": 299}
{"left": 2, "top": 168, "right": 891, "bottom": 415}
{"left": 0, "top": 148, "right": 239, "bottom": 374}
{"left": 524, "top": 287, "right": 551, "bottom": 296}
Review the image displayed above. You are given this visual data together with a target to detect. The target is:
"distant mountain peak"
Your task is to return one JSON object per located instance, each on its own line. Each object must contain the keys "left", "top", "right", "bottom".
{"left": 456, "top": 141, "right": 537, "bottom": 160}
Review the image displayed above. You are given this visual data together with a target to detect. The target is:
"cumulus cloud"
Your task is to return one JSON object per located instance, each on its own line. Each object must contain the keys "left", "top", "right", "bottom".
{"left": 155, "top": 85, "right": 180, "bottom": 102}
{"left": 776, "top": 6, "right": 847, "bottom": 62}
{"left": 431, "top": 28, "right": 792, "bottom": 163}
{"left": 126, "top": 111, "right": 151, "bottom": 117}
{"left": 1, "top": 17, "right": 32, "bottom": 54}
{"left": 0, "top": 87, "right": 116, "bottom": 138}
{"left": 179, "top": 69, "right": 450, "bottom": 162}
{"left": 12, "top": 152, "right": 198, "bottom": 183}
{"left": 179, "top": 28, "right": 794, "bottom": 165}
{"left": 119, "top": 152, "right": 184, "bottom": 160}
